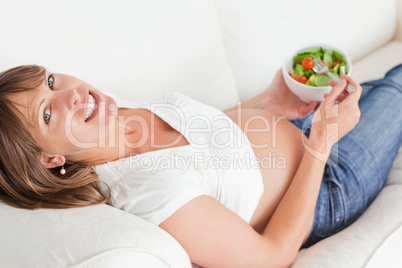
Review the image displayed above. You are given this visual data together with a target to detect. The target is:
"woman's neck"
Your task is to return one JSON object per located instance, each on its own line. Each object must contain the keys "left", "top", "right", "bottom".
{"left": 73, "top": 107, "right": 189, "bottom": 166}
{"left": 70, "top": 108, "right": 148, "bottom": 166}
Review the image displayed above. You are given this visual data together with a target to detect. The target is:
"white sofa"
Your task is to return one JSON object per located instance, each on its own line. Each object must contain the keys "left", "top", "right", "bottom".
{"left": 0, "top": 0, "right": 401, "bottom": 267}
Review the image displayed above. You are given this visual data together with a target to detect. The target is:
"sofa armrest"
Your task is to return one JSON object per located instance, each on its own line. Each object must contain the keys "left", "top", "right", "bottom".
{"left": 0, "top": 204, "right": 192, "bottom": 268}
{"left": 395, "top": 0, "right": 402, "bottom": 41}
{"left": 71, "top": 248, "right": 174, "bottom": 268}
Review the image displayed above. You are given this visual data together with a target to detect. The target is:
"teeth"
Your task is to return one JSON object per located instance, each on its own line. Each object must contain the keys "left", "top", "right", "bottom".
{"left": 85, "top": 94, "right": 96, "bottom": 122}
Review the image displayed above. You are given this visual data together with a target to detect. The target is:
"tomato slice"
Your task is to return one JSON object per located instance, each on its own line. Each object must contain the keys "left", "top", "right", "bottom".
{"left": 302, "top": 57, "right": 314, "bottom": 70}
{"left": 299, "top": 76, "right": 308, "bottom": 84}
{"left": 331, "top": 60, "right": 342, "bottom": 68}
{"left": 290, "top": 74, "right": 308, "bottom": 84}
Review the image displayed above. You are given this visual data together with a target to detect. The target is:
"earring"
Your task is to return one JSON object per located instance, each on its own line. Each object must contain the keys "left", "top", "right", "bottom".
{"left": 60, "top": 165, "right": 66, "bottom": 175}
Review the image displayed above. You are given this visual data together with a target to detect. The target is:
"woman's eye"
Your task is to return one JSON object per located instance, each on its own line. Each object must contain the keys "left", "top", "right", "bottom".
{"left": 44, "top": 106, "right": 51, "bottom": 124}
{"left": 48, "top": 75, "right": 54, "bottom": 89}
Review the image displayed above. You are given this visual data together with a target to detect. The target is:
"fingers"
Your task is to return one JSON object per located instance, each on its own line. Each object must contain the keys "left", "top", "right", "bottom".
{"left": 340, "top": 74, "right": 362, "bottom": 103}
{"left": 328, "top": 79, "right": 338, "bottom": 87}
{"left": 337, "top": 92, "right": 348, "bottom": 102}
{"left": 328, "top": 79, "right": 349, "bottom": 103}
{"left": 323, "top": 79, "right": 347, "bottom": 104}
{"left": 325, "top": 75, "right": 362, "bottom": 105}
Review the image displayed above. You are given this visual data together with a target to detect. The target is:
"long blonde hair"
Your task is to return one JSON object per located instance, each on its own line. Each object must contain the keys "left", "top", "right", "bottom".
{"left": 0, "top": 65, "right": 110, "bottom": 209}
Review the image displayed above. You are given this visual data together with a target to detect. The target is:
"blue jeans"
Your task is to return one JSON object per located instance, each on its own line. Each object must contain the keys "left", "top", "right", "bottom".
{"left": 289, "top": 64, "right": 402, "bottom": 248}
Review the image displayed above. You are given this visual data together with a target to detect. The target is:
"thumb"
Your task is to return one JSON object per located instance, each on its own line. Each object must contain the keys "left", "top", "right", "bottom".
{"left": 324, "top": 79, "right": 347, "bottom": 104}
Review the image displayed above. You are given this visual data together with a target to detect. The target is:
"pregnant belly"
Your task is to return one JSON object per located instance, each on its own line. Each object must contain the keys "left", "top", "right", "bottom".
{"left": 225, "top": 108, "right": 306, "bottom": 233}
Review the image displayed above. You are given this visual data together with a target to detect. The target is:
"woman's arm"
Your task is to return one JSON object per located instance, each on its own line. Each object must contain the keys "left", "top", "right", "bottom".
{"left": 263, "top": 76, "right": 362, "bottom": 258}
{"left": 159, "top": 147, "right": 329, "bottom": 267}
{"left": 224, "top": 69, "right": 319, "bottom": 120}
{"left": 223, "top": 89, "right": 269, "bottom": 113}
{"left": 160, "top": 76, "right": 362, "bottom": 267}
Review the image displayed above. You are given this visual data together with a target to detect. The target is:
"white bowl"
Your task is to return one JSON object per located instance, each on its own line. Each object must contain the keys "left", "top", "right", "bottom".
{"left": 282, "top": 42, "right": 352, "bottom": 103}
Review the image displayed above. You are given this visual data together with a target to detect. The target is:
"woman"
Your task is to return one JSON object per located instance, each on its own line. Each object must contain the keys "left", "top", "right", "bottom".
{"left": 0, "top": 64, "right": 400, "bottom": 267}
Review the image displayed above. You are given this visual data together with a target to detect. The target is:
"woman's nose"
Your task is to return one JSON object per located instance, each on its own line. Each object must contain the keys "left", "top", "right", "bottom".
{"left": 58, "top": 89, "right": 80, "bottom": 110}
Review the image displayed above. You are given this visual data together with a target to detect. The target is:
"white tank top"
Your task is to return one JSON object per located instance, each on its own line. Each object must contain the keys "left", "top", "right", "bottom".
{"left": 95, "top": 92, "right": 264, "bottom": 225}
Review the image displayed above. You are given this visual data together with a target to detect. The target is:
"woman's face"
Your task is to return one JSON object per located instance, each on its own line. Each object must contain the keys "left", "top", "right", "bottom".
{"left": 7, "top": 70, "right": 118, "bottom": 163}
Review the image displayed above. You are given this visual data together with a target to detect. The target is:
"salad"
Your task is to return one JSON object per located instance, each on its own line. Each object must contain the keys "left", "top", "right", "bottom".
{"left": 289, "top": 46, "right": 347, "bottom": 87}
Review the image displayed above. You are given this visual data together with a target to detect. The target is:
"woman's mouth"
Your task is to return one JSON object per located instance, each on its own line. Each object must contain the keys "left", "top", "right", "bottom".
{"left": 84, "top": 92, "right": 99, "bottom": 122}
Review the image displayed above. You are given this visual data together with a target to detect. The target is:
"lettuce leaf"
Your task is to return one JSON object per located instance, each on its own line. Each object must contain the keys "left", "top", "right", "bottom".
{"left": 323, "top": 49, "right": 333, "bottom": 68}
{"left": 315, "top": 74, "right": 331, "bottom": 86}
{"left": 294, "top": 52, "right": 324, "bottom": 65}
{"left": 332, "top": 50, "right": 345, "bottom": 64}
{"left": 332, "top": 62, "right": 341, "bottom": 73}
{"left": 299, "top": 46, "right": 323, "bottom": 54}
{"left": 294, "top": 64, "right": 304, "bottom": 76}
{"left": 306, "top": 73, "right": 320, "bottom": 86}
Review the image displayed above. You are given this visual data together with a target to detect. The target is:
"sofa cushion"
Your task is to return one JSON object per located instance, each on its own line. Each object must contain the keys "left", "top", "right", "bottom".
{"left": 352, "top": 41, "right": 402, "bottom": 84}
{"left": 387, "top": 145, "right": 402, "bottom": 186}
{"left": 293, "top": 185, "right": 402, "bottom": 267}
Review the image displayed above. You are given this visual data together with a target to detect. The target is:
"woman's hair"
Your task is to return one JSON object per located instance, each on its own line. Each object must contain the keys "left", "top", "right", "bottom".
{"left": 0, "top": 65, "right": 110, "bottom": 209}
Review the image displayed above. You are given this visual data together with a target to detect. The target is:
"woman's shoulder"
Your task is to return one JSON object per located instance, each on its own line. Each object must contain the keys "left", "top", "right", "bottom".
{"left": 102, "top": 90, "right": 218, "bottom": 110}
{"left": 96, "top": 158, "right": 206, "bottom": 225}
{"left": 102, "top": 91, "right": 194, "bottom": 109}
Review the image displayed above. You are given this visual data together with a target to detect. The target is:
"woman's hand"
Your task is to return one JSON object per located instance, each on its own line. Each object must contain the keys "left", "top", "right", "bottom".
{"left": 307, "top": 75, "right": 362, "bottom": 159}
{"left": 258, "top": 69, "right": 319, "bottom": 120}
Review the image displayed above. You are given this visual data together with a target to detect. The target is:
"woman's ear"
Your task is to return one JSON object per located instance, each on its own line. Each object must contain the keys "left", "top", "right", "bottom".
{"left": 40, "top": 154, "right": 66, "bottom": 169}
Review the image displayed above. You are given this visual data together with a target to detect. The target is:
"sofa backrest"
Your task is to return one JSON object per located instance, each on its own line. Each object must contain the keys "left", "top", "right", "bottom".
{"left": 0, "top": 0, "right": 239, "bottom": 110}
{"left": 396, "top": 0, "right": 402, "bottom": 41}
{"left": 0, "top": 0, "right": 397, "bottom": 109}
